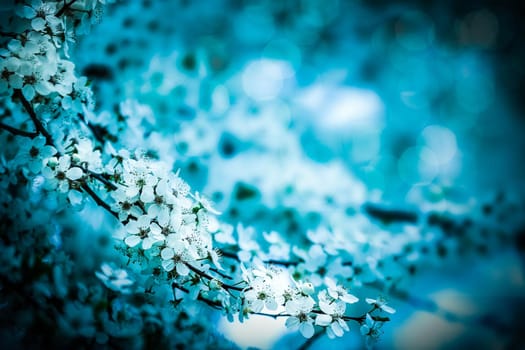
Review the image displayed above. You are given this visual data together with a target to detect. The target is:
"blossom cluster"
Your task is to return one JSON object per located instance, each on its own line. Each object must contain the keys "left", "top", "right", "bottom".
{"left": 0, "top": 1, "right": 397, "bottom": 348}
{"left": 2, "top": 1, "right": 524, "bottom": 349}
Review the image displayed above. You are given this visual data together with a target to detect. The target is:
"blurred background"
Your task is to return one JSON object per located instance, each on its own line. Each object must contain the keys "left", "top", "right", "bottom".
{"left": 74, "top": 0, "right": 525, "bottom": 348}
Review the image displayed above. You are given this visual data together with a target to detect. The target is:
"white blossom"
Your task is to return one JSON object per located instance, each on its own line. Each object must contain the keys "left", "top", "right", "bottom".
{"left": 15, "top": 135, "right": 56, "bottom": 173}
{"left": 360, "top": 313, "right": 383, "bottom": 348}
{"left": 285, "top": 295, "right": 315, "bottom": 338}
{"left": 95, "top": 263, "right": 134, "bottom": 293}
{"left": 42, "top": 154, "right": 83, "bottom": 192}
{"left": 324, "top": 277, "right": 359, "bottom": 304}
{"left": 365, "top": 296, "right": 396, "bottom": 314}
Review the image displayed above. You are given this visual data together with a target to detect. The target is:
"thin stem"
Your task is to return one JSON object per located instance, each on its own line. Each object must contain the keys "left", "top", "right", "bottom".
{"left": 184, "top": 262, "right": 245, "bottom": 292}
{"left": 208, "top": 267, "right": 234, "bottom": 280}
{"left": 81, "top": 182, "right": 119, "bottom": 219}
{"left": 172, "top": 282, "right": 222, "bottom": 310}
{"left": 252, "top": 308, "right": 369, "bottom": 323}
{"left": 217, "top": 249, "right": 238, "bottom": 260}
{"left": 56, "top": 0, "right": 79, "bottom": 17}
{"left": 0, "top": 122, "right": 38, "bottom": 138}
{"left": 310, "top": 309, "right": 366, "bottom": 323}
{"left": 14, "top": 90, "right": 55, "bottom": 148}
{"left": 77, "top": 112, "right": 107, "bottom": 144}
{"left": 85, "top": 168, "right": 118, "bottom": 191}
{"left": 219, "top": 249, "right": 304, "bottom": 266}
{"left": 252, "top": 312, "right": 290, "bottom": 319}
{"left": 266, "top": 259, "right": 302, "bottom": 267}
{"left": 0, "top": 31, "right": 18, "bottom": 38}
{"left": 363, "top": 203, "right": 419, "bottom": 224}
{"left": 13, "top": 89, "right": 123, "bottom": 222}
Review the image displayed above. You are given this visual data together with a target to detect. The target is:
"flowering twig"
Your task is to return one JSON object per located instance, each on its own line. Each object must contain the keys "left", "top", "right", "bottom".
{"left": 14, "top": 90, "right": 55, "bottom": 148}
{"left": 184, "top": 262, "right": 245, "bottom": 292}
{"left": 252, "top": 307, "right": 377, "bottom": 324}
{"left": 12, "top": 89, "right": 125, "bottom": 221}
{"left": 84, "top": 168, "right": 118, "bottom": 191}
{"left": 171, "top": 282, "right": 223, "bottom": 310}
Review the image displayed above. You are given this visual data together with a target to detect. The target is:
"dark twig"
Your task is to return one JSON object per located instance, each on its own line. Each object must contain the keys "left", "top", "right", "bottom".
{"left": 77, "top": 112, "right": 107, "bottom": 144}
{"left": 13, "top": 89, "right": 123, "bottom": 222}
{"left": 0, "top": 122, "right": 38, "bottom": 138}
{"left": 81, "top": 182, "right": 119, "bottom": 219}
{"left": 0, "top": 31, "right": 18, "bottom": 38}
{"left": 14, "top": 90, "right": 56, "bottom": 148}
{"left": 56, "top": 0, "right": 79, "bottom": 17}
{"left": 172, "top": 282, "right": 222, "bottom": 310}
{"left": 208, "top": 267, "right": 234, "bottom": 280}
{"left": 85, "top": 168, "right": 118, "bottom": 191}
{"left": 185, "top": 262, "right": 245, "bottom": 292}
{"left": 363, "top": 203, "right": 419, "bottom": 224}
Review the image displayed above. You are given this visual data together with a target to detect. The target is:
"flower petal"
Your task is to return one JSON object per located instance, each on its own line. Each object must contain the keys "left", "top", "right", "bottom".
{"left": 31, "top": 17, "right": 46, "bottom": 31}
{"left": 285, "top": 317, "right": 299, "bottom": 330}
{"left": 381, "top": 304, "right": 396, "bottom": 314}
{"left": 315, "top": 314, "right": 332, "bottom": 326}
{"left": 160, "top": 247, "right": 174, "bottom": 260}
{"left": 176, "top": 262, "right": 189, "bottom": 276}
{"left": 124, "top": 235, "right": 141, "bottom": 247}
{"left": 162, "top": 259, "right": 175, "bottom": 272}
{"left": 22, "top": 84, "right": 35, "bottom": 101}
{"left": 342, "top": 293, "right": 359, "bottom": 304}
{"left": 331, "top": 321, "right": 344, "bottom": 337}
{"left": 66, "top": 167, "right": 83, "bottom": 180}
{"left": 299, "top": 322, "right": 314, "bottom": 338}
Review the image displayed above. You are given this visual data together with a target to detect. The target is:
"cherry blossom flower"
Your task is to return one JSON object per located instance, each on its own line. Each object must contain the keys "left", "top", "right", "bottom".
{"left": 360, "top": 313, "right": 383, "bottom": 348}
{"left": 110, "top": 188, "right": 143, "bottom": 221}
{"left": 142, "top": 178, "right": 177, "bottom": 217}
{"left": 124, "top": 214, "right": 163, "bottom": 249}
{"left": 324, "top": 277, "right": 359, "bottom": 304}
{"left": 95, "top": 263, "right": 134, "bottom": 294}
{"left": 315, "top": 290, "right": 350, "bottom": 339}
{"left": 285, "top": 295, "right": 315, "bottom": 338}
{"left": 42, "top": 155, "right": 83, "bottom": 192}
{"left": 160, "top": 242, "right": 190, "bottom": 276}
{"left": 15, "top": 135, "right": 56, "bottom": 173}
{"left": 244, "top": 275, "right": 283, "bottom": 312}
{"left": 365, "top": 296, "right": 396, "bottom": 314}
{"left": 122, "top": 159, "right": 158, "bottom": 198}
{"left": 17, "top": 0, "right": 60, "bottom": 32}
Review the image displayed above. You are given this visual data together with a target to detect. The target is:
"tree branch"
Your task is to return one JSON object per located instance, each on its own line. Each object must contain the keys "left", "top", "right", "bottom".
{"left": 184, "top": 262, "right": 245, "bottom": 292}
{"left": 81, "top": 182, "right": 119, "bottom": 219}
{"left": 14, "top": 90, "right": 56, "bottom": 148}
{"left": 363, "top": 203, "right": 419, "bottom": 224}
{"left": 84, "top": 168, "right": 118, "bottom": 191}
{"left": 56, "top": 0, "right": 79, "bottom": 17}
{"left": 172, "top": 282, "right": 223, "bottom": 310}
{"left": 0, "top": 122, "right": 38, "bottom": 138}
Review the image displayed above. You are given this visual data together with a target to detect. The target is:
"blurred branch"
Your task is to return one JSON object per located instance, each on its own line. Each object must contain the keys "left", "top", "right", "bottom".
{"left": 363, "top": 203, "right": 418, "bottom": 224}
{"left": 0, "top": 122, "right": 37, "bottom": 138}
